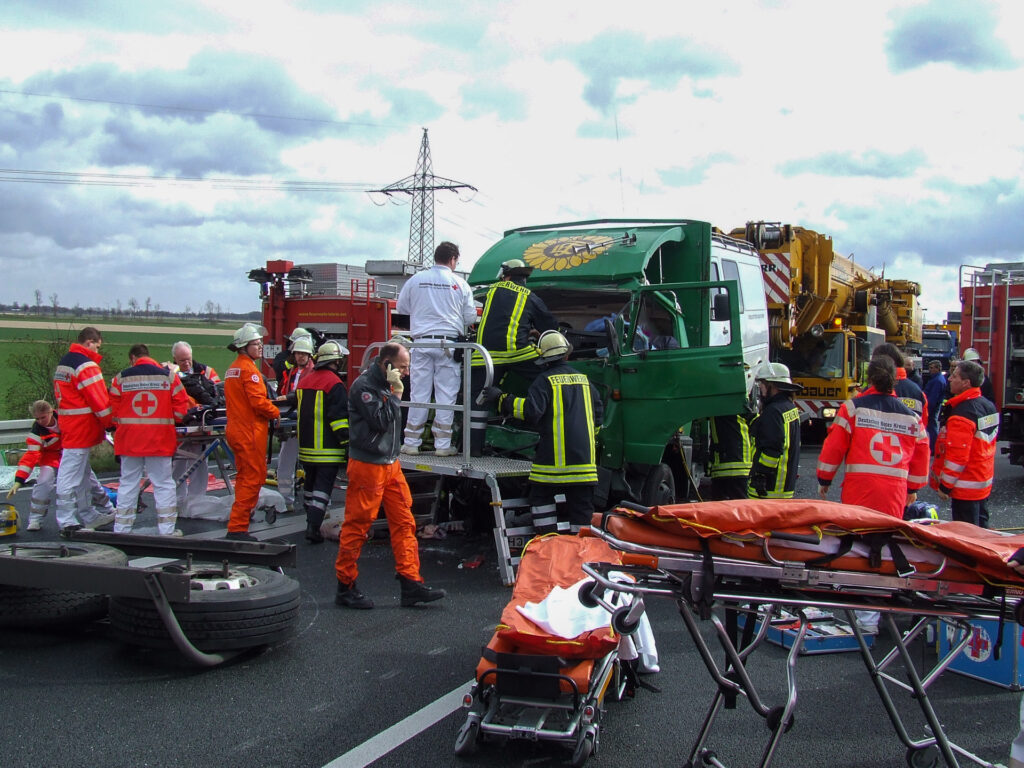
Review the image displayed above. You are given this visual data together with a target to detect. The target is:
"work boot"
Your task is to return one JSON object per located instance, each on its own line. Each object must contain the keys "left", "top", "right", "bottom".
{"left": 336, "top": 581, "right": 374, "bottom": 609}
{"left": 305, "top": 523, "right": 324, "bottom": 544}
{"left": 225, "top": 531, "right": 258, "bottom": 542}
{"left": 397, "top": 575, "right": 446, "bottom": 607}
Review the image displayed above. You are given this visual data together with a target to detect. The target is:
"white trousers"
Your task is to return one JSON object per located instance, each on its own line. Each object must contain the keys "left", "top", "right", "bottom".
{"left": 172, "top": 439, "right": 210, "bottom": 507}
{"left": 276, "top": 437, "right": 298, "bottom": 506}
{"left": 404, "top": 346, "right": 461, "bottom": 450}
{"left": 117, "top": 456, "right": 176, "bottom": 511}
{"left": 55, "top": 447, "right": 115, "bottom": 529}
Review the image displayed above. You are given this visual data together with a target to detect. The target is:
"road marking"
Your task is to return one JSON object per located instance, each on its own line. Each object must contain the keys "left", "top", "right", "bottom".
{"left": 321, "top": 680, "right": 471, "bottom": 768}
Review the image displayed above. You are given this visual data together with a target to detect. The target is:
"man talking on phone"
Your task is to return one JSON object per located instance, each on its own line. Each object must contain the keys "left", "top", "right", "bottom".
{"left": 334, "top": 341, "right": 446, "bottom": 610}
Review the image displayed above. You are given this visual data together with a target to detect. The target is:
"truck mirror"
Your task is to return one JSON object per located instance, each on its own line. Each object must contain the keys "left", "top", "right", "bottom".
{"left": 603, "top": 317, "right": 620, "bottom": 358}
{"left": 712, "top": 292, "right": 731, "bottom": 321}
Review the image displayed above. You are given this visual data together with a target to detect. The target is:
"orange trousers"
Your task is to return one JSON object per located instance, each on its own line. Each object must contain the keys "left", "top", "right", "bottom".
{"left": 335, "top": 458, "right": 420, "bottom": 584}
{"left": 227, "top": 432, "right": 267, "bottom": 533}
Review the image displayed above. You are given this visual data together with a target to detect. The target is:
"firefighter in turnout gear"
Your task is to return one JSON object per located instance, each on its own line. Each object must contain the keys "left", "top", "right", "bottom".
{"left": 930, "top": 360, "right": 999, "bottom": 526}
{"left": 816, "top": 356, "right": 930, "bottom": 518}
{"left": 469, "top": 258, "right": 559, "bottom": 456}
{"left": 296, "top": 340, "right": 349, "bottom": 544}
{"left": 709, "top": 411, "right": 754, "bottom": 500}
{"left": 109, "top": 344, "right": 190, "bottom": 535}
{"left": 484, "top": 330, "right": 604, "bottom": 533}
{"left": 223, "top": 324, "right": 281, "bottom": 540}
{"left": 748, "top": 362, "right": 801, "bottom": 499}
{"left": 274, "top": 334, "right": 316, "bottom": 512}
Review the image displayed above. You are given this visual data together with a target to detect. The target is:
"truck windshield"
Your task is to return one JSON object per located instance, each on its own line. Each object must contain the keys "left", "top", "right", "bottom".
{"left": 788, "top": 332, "right": 845, "bottom": 379}
{"left": 921, "top": 332, "right": 952, "bottom": 355}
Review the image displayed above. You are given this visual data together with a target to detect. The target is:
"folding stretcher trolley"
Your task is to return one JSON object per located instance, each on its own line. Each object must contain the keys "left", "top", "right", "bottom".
{"left": 581, "top": 499, "right": 1024, "bottom": 768}
{"left": 456, "top": 535, "right": 653, "bottom": 766}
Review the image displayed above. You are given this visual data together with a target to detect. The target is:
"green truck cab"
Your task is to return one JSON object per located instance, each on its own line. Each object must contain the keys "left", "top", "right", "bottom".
{"left": 468, "top": 219, "right": 770, "bottom": 506}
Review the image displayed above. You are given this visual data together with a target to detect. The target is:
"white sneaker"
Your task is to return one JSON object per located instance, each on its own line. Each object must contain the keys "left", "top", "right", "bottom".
{"left": 434, "top": 447, "right": 458, "bottom": 457}
{"left": 26, "top": 519, "right": 42, "bottom": 532}
{"left": 400, "top": 445, "right": 420, "bottom": 455}
{"left": 85, "top": 512, "right": 116, "bottom": 530}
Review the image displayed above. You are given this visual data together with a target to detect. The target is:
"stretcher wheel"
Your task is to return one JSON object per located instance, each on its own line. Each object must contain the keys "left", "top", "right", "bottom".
{"left": 263, "top": 506, "right": 278, "bottom": 525}
{"left": 570, "top": 727, "right": 596, "bottom": 767}
{"left": 611, "top": 605, "right": 640, "bottom": 635}
{"left": 453, "top": 718, "right": 480, "bottom": 756}
{"left": 578, "top": 579, "right": 600, "bottom": 609}
{"left": 906, "top": 745, "right": 939, "bottom": 768}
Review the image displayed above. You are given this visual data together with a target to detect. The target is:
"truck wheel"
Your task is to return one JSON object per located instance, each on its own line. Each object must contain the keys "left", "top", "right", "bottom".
{"left": 108, "top": 563, "right": 300, "bottom": 652}
{"left": 640, "top": 463, "right": 676, "bottom": 507}
{"left": 0, "top": 542, "right": 128, "bottom": 628}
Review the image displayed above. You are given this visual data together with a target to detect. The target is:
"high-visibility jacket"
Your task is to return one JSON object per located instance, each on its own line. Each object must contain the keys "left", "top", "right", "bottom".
{"left": 52, "top": 342, "right": 113, "bottom": 449}
{"left": 710, "top": 413, "right": 753, "bottom": 479}
{"left": 503, "top": 361, "right": 603, "bottom": 485}
{"left": 109, "top": 356, "right": 190, "bottom": 457}
{"left": 278, "top": 358, "right": 314, "bottom": 416}
{"left": 472, "top": 279, "right": 558, "bottom": 366}
{"left": 817, "top": 387, "right": 930, "bottom": 518}
{"left": 930, "top": 387, "right": 998, "bottom": 500}
{"left": 748, "top": 392, "right": 800, "bottom": 499}
{"left": 14, "top": 415, "right": 62, "bottom": 483}
{"left": 895, "top": 367, "right": 929, "bottom": 426}
{"left": 224, "top": 353, "right": 280, "bottom": 448}
{"left": 296, "top": 367, "right": 349, "bottom": 464}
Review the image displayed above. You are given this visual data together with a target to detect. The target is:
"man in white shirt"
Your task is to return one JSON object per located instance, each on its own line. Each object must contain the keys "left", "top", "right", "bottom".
{"left": 396, "top": 242, "right": 478, "bottom": 456}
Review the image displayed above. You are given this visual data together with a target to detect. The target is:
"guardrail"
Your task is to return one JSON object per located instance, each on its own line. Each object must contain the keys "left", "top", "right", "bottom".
{"left": 0, "top": 419, "right": 31, "bottom": 464}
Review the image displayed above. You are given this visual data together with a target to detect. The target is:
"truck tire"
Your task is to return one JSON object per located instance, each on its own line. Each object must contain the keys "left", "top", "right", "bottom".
{"left": 108, "top": 563, "right": 300, "bottom": 652}
{"left": 0, "top": 542, "right": 128, "bottom": 628}
{"left": 640, "top": 463, "right": 676, "bottom": 507}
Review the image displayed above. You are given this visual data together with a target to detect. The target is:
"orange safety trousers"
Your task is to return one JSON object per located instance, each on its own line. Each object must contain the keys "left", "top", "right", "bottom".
{"left": 335, "top": 458, "right": 420, "bottom": 584}
{"left": 226, "top": 424, "right": 268, "bottom": 533}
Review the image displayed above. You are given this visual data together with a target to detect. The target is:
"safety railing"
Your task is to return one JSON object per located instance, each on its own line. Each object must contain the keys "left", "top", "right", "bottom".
{"left": 0, "top": 419, "right": 32, "bottom": 465}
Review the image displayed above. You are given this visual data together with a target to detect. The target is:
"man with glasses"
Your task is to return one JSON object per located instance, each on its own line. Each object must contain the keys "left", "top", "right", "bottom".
{"left": 52, "top": 326, "right": 117, "bottom": 533}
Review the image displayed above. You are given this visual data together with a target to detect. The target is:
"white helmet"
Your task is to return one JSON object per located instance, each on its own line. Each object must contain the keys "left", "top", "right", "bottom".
{"left": 290, "top": 336, "right": 315, "bottom": 355}
{"left": 536, "top": 330, "right": 572, "bottom": 363}
{"left": 289, "top": 327, "right": 312, "bottom": 344}
{"left": 755, "top": 361, "right": 802, "bottom": 391}
{"left": 228, "top": 323, "right": 267, "bottom": 351}
{"left": 962, "top": 347, "right": 981, "bottom": 362}
{"left": 315, "top": 339, "right": 349, "bottom": 367}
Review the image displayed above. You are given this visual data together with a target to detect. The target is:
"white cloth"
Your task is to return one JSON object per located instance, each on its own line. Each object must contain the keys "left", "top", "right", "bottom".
{"left": 403, "top": 347, "right": 461, "bottom": 450}
{"left": 396, "top": 264, "right": 477, "bottom": 338}
{"left": 116, "top": 455, "right": 176, "bottom": 511}
{"left": 516, "top": 578, "right": 612, "bottom": 639}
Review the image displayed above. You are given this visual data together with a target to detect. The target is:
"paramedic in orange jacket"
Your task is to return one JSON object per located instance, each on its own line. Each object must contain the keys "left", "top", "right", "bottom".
{"left": 817, "top": 356, "right": 931, "bottom": 518}
{"left": 52, "top": 326, "right": 117, "bottom": 532}
{"left": 930, "top": 360, "right": 999, "bottom": 527}
{"left": 334, "top": 342, "right": 446, "bottom": 610}
{"left": 109, "top": 344, "right": 190, "bottom": 535}
{"left": 223, "top": 324, "right": 281, "bottom": 540}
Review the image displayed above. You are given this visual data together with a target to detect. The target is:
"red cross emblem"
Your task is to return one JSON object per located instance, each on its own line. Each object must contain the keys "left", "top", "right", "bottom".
{"left": 868, "top": 433, "right": 903, "bottom": 466}
{"left": 131, "top": 391, "right": 159, "bottom": 417}
{"left": 966, "top": 626, "right": 991, "bottom": 661}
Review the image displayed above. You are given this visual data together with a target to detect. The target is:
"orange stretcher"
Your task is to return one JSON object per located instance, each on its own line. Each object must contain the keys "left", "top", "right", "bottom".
{"left": 581, "top": 499, "right": 1024, "bottom": 768}
{"left": 456, "top": 534, "right": 647, "bottom": 767}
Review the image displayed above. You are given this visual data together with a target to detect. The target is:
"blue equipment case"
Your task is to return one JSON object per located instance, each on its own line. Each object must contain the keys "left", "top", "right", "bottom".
{"left": 938, "top": 617, "right": 1024, "bottom": 690}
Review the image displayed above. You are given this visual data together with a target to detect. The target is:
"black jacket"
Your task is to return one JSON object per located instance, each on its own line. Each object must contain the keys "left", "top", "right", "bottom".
{"left": 748, "top": 392, "right": 801, "bottom": 498}
{"left": 348, "top": 361, "right": 402, "bottom": 464}
{"left": 474, "top": 279, "right": 558, "bottom": 365}
{"left": 296, "top": 367, "right": 349, "bottom": 465}
{"left": 503, "top": 361, "right": 603, "bottom": 484}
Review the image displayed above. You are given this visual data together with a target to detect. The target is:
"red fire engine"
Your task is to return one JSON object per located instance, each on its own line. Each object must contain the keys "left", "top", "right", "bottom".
{"left": 959, "top": 263, "right": 1024, "bottom": 465}
{"left": 248, "top": 259, "right": 402, "bottom": 382}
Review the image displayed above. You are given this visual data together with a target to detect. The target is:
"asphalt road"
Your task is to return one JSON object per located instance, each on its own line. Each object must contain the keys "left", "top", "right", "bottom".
{"left": 2, "top": 444, "right": 1023, "bottom": 768}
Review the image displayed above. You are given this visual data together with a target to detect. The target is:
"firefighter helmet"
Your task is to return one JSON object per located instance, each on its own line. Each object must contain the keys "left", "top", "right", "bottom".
{"left": 290, "top": 337, "right": 315, "bottom": 355}
{"left": 535, "top": 330, "right": 572, "bottom": 363}
{"left": 962, "top": 348, "right": 981, "bottom": 362}
{"left": 754, "top": 362, "right": 802, "bottom": 391}
{"left": 0, "top": 504, "right": 17, "bottom": 537}
{"left": 500, "top": 258, "right": 534, "bottom": 278}
{"left": 289, "top": 327, "right": 311, "bottom": 344}
{"left": 228, "top": 324, "right": 267, "bottom": 351}
{"left": 315, "top": 340, "right": 349, "bottom": 368}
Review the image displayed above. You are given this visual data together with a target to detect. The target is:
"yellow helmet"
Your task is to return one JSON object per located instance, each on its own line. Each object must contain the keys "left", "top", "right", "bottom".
{"left": 536, "top": 330, "right": 572, "bottom": 363}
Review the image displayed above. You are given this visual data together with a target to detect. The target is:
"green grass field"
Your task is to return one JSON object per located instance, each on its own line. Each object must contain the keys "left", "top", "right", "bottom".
{"left": 0, "top": 319, "right": 240, "bottom": 422}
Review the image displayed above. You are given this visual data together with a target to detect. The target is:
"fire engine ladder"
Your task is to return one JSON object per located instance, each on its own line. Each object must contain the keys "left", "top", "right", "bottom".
{"left": 345, "top": 277, "right": 380, "bottom": 378}
{"left": 961, "top": 265, "right": 999, "bottom": 369}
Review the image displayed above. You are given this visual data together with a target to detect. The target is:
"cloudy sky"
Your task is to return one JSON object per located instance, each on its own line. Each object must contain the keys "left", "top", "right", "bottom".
{"left": 2, "top": 0, "right": 1022, "bottom": 320}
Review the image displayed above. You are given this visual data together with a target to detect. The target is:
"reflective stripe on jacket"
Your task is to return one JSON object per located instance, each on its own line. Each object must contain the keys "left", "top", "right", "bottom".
{"left": 710, "top": 413, "right": 752, "bottom": 478}
{"left": 895, "top": 368, "right": 929, "bottom": 426}
{"left": 472, "top": 279, "right": 558, "bottom": 366}
{"left": 507, "top": 362, "right": 603, "bottom": 485}
{"left": 748, "top": 393, "right": 800, "bottom": 499}
{"left": 15, "top": 417, "right": 62, "bottom": 483}
{"left": 52, "top": 343, "right": 112, "bottom": 449}
{"left": 296, "top": 367, "right": 349, "bottom": 464}
{"left": 930, "top": 387, "right": 998, "bottom": 500}
{"left": 817, "top": 387, "right": 930, "bottom": 517}
{"left": 109, "top": 356, "right": 190, "bottom": 457}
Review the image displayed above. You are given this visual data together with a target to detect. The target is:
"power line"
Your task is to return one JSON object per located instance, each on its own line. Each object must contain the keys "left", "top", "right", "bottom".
{"left": 0, "top": 167, "right": 382, "bottom": 192}
{"left": 0, "top": 87, "right": 404, "bottom": 130}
